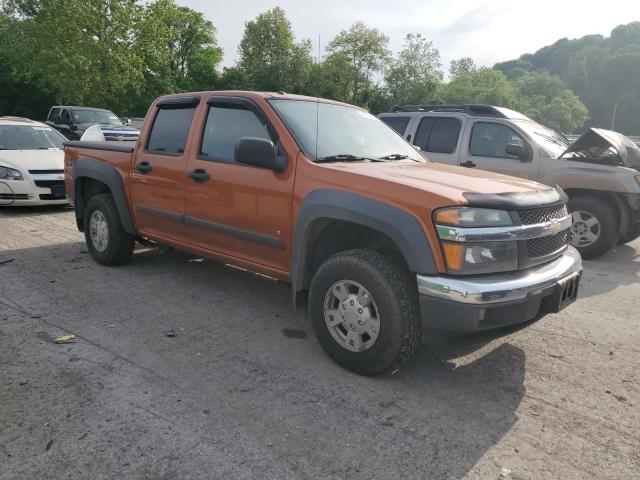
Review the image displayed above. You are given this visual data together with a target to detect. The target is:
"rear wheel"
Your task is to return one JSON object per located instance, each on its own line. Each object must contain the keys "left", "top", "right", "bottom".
{"left": 84, "top": 194, "right": 135, "bottom": 266}
{"left": 568, "top": 196, "right": 618, "bottom": 259}
{"left": 309, "top": 249, "right": 421, "bottom": 376}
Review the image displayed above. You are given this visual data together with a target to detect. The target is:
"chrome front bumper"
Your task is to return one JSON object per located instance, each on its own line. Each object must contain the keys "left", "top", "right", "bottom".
{"left": 416, "top": 247, "right": 582, "bottom": 332}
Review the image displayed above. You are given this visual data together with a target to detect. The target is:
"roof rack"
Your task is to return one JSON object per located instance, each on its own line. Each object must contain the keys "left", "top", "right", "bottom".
{"left": 390, "top": 104, "right": 507, "bottom": 118}
{"left": 0, "top": 116, "right": 36, "bottom": 123}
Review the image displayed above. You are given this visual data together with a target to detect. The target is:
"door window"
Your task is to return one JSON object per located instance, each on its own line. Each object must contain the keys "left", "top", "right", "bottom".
{"left": 380, "top": 116, "right": 410, "bottom": 135}
{"left": 199, "top": 105, "right": 271, "bottom": 162}
{"left": 147, "top": 107, "right": 196, "bottom": 155}
{"left": 470, "top": 122, "right": 525, "bottom": 159}
{"left": 413, "top": 117, "right": 461, "bottom": 154}
{"left": 59, "top": 110, "right": 70, "bottom": 125}
{"left": 49, "top": 108, "right": 61, "bottom": 123}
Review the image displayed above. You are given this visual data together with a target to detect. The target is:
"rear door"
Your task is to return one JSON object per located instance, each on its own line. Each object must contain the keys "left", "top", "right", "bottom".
{"left": 411, "top": 115, "right": 463, "bottom": 165}
{"left": 130, "top": 97, "right": 199, "bottom": 242}
{"left": 182, "top": 96, "right": 294, "bottom": 274}
{"left": 459, "top": 120, "right": 539, "bottom": 180}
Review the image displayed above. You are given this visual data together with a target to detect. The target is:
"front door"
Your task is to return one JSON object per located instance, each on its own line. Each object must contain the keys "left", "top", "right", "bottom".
{"left": 459, "top": 120, "right": 539, "bottom": 180}
{"left": 183, "top": 96, "right": 295, "bottom": 274}
{"left": 130, "top": 99, "right": 198, "bottom": 242}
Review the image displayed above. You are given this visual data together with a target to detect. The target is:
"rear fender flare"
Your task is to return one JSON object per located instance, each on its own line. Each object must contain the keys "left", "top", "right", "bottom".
{"left": 73, "top": 158, "right": 136, "bottom": 235}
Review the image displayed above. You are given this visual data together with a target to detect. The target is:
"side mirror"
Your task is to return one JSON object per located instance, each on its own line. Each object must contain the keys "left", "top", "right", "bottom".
{"left": 80, "top": 125, "right": 105, "bottom": 142}
{"left": 505, "top": 143, "right": 530, "bottom": 161}
{"left": 235, "top": 137, "right": 287, "bottom": 171}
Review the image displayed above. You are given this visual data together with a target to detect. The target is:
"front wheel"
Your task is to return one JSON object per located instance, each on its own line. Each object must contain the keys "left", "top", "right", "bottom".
{"left": 308, "top": 249, "right": 421, "bottom": 376}
{"left": 568, "top": 196, "right": 618, "bottom": 259}
{"left": 84, "top": 193, "right": 135, "bottom": 266}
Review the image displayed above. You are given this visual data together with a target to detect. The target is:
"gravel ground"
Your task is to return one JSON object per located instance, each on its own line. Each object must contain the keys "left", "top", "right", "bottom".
{"left": 1, "top": 205, "right": 639, "bottom": 479}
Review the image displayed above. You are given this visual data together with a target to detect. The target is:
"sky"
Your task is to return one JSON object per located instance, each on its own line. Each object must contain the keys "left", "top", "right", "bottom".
{"left": 178, "top": 0, "right": 638, "bottom": 72}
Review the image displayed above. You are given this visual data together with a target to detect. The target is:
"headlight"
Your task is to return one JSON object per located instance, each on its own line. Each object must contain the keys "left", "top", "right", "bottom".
{"left": 434, "top": 207, "right": 518, "bottom": 275}
{"left": 0, "top": 166, "right": 24, "bottom": 181}
{"left": 435, "top": 207, "right": 513, "bottom": 227}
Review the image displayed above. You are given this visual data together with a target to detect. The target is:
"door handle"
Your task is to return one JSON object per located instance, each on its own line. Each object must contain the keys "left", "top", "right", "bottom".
{"left": 188, "top": 168, "right": 211, "bottom": 183}
{"left": 136, "top": 161, "right": 152, "bottom": 173}
{"left": 460, "top": 160, "right": 476, "bottom": 168}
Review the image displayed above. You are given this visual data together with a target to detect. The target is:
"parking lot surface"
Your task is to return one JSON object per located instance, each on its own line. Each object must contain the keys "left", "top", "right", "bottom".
{"left": 1, "top": 206, "right": 639, "bottom": 479}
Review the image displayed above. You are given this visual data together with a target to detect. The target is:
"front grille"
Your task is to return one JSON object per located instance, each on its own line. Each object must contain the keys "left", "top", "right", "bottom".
{"left": 34, "top": 179, "right": 65, "bottom": 188}
{"left": 526, "top": 230, "right": 569, "bottom": 258}
{"left": 29, "top": 169, "right": 64, "bottom": 175}
{"left": 0, "top": 193, "right": 29, "bottom": 200}
{"left": 518, "top": 205, "right": 568, "bottom": 225}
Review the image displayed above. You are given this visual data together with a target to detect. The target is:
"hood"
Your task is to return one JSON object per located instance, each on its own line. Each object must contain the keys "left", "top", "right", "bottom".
{"left": 321, "top": 160, "right": 553, "bottom": 203}
{"left": 0, "top": 149, "right": 64, "bottom": 171}
{"left": 561, "top": 128, "right": 640, "bottom": 168}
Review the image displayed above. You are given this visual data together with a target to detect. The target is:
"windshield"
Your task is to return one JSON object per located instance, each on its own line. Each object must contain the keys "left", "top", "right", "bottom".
{"left": 513, "top": 120, "right": 570, "bottom": 158}
{"left": 72, "top": 109, "right": 123, "bottom": 127}
{"left": 269, "top": 100, "right": 423, "bottom": 161}
{"left": 0, "top": 125, "right": 66, "bottom": 150}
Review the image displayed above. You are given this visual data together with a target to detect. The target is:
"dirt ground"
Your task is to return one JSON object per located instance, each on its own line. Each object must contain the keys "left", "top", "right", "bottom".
{"left": 1, "top": 205, "right": 639, "bottom": 479}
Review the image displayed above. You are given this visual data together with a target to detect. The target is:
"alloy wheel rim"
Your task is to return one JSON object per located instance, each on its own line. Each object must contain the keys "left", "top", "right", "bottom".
{"left": 570, "top": 210, "right": 600, "bottom": 247}
{"left": 89, "top": 210, "right": 109, "bottom": 252}
{"left": 323, "top": 280, "right": 380, "bottom": 352}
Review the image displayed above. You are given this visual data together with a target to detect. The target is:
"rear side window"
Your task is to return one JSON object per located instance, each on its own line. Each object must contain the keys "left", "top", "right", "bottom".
{"left": 48, "top": 108, "right": 60, "bottom": 123}
{"left": 380, "top": 116, "right": 410, "bottom": 135}
{"left": 147, "top": 107, "right": 196, "bottom": 154}
{"left": 413, "top": 117, "right": 461, "bottom": 154}
{"left": 200, "top": 105, "right": 270, "bottom": 162}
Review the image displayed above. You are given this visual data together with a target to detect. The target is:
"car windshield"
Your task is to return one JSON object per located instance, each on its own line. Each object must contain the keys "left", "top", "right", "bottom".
{"left": 513, "top": 120, "right": 570, "bottom": 158}
{"left": 72, "top": 109, "right": 123, "bottom": 127}
{"left": 0, "top": 125, "right": 66, "bottom": 150}
{"left": 269, "top": 100, "right": 423, "bottom": 162}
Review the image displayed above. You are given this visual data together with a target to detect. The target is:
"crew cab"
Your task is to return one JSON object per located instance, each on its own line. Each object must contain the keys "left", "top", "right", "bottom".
{"left": 380, "top": 105, "right": 640, "bottom": 259}
{"left": 46, "top": 106, "right": 139, "bottom": 142}
{"left": 63, "top": 92, "right": 582, "bottom": 375}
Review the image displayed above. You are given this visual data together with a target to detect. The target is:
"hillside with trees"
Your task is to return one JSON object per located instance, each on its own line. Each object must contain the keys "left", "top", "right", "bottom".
{"left": 495, "top": 22, "right": 640, "bottom": 134}
{"left": 0, "top": 1, "right": 637, "bottom": 134}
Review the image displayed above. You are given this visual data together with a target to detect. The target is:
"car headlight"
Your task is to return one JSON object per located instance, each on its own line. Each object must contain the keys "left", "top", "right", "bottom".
{"left": 0, "top": 166, "right": 24, "bottom": 181}
{"left": 434, "top": 207, "right": 518, "bottom": 275}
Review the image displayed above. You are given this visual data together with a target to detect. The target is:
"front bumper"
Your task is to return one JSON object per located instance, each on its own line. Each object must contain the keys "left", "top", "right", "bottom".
{"left": 417, "top": 246, "right": 582, "bottom": 332}
{"left": 0, "top": 175, "right": 68, "bottom": 206}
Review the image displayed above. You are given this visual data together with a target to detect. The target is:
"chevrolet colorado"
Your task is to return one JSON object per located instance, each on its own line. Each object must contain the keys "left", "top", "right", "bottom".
{"left": 64, "top": 92, "right": 582, "bottom": 375}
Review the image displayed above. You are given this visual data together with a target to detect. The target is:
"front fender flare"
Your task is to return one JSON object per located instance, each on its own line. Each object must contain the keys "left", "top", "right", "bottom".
{"left": 291, "top": 189, "right": 437, "bottom": 295}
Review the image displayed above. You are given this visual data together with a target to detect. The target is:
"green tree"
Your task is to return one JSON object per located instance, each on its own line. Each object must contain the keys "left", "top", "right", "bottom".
{"left": 449, "top": 57, "right": 476, "bottom": 78}
{"left": 443, "top": 67, "right": 522, "bottom": 108}
{"left": 326, "top": 22, "right": 391, "bottom": 106}
{"left": 237, "top": 7, "right": 313, "bottom": 93}
{"left": 385, "top": 33, "right": 442, "bottom": 106}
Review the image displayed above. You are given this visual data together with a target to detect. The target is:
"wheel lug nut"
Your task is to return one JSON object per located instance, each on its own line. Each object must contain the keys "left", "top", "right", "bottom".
{"left": 350, "top": 300, "right": 354, "bottom": 306}
{"left": 358, "top": 308, "right": 363, "bottom": 314}
{"left": 358, "top": 320, "right": 363, "bottom": 326}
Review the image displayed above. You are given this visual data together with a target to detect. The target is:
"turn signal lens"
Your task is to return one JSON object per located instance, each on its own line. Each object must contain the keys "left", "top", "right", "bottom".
{"left": 442, "top": 242, "right": 464, "bottom": 271}
{"left": 435, "top": 207, "right": 512, "bottom": 227}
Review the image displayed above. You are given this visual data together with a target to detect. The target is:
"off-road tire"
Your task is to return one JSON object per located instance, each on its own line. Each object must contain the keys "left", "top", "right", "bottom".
{"left": 568, "top": 196, "right": 618, "bottom": 259}
{"left": 309, "top": 249, "right": 421, "bottom": 376}
{"left": 84, "top": 193, "right": 135, "bottom": 266}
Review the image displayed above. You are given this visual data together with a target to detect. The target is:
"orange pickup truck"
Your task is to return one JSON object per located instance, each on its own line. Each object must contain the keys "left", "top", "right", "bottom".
{"left": 64, "top": 91, "right": 582, "bottom": 375}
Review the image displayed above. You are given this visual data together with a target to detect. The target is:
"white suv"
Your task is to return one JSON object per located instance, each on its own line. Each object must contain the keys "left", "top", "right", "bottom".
{"left": 0, "top": 117, "right": 69, "bottom": 206}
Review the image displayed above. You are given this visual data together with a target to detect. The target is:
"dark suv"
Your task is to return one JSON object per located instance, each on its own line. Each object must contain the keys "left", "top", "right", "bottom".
{"left": 45, "top": 106, "right": 139, "bottom": 141}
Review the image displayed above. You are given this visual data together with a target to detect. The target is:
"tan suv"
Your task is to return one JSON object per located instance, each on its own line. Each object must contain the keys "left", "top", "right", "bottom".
{"left": 380, "top": 105, "right": 640, "bottom": 259}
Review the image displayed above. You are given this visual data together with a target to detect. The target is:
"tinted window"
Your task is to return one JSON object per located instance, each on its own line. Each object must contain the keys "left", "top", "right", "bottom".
{"left": 200, "top": 105, "right": 270, "bottom": 161}
{"left": 413, "top": 117, "right": 461, "bottom": 154}
{"left": 470, "top": 122, "right": 525, "bottom": 159}
{"left": 49, "top": 108, "right": 60, "bottom": 123}
{"left": 60, "top": 110, "right": 70, "bottom": 124}
{"left": 147, "top": 107, "right": 195, "bottom": 154}
{"left": 380, "top": 116, "right": 410, "bottom": 135}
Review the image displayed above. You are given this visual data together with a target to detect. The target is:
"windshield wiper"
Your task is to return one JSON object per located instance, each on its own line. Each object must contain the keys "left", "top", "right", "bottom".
{"left": 316, "top": 154, "right": 372, "bottom": 163}
{"left": 379, "top": 153, "right": 423, "bottom": 162}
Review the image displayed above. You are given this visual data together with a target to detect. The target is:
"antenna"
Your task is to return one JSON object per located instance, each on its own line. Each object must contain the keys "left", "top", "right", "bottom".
{"left": 315, "top": 33, "right": 321, "bottom": 160}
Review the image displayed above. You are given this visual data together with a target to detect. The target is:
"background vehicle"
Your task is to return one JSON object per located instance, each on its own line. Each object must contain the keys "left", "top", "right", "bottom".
{"left": 0, "top": 116, "right": 68, "bottom": 206}
{"left": 63, "top": 92, "right": 581, "bottom": 375}
{"left": 45, "top": 106, "right": 139, "bottom": 142}
{"left": 379, "top": 105, "right": 640, "bottom": 259}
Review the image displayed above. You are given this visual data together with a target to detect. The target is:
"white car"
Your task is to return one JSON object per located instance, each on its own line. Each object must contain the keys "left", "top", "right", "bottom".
{"left": 0, "top": 116, "right": 69, "bottom": 206}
